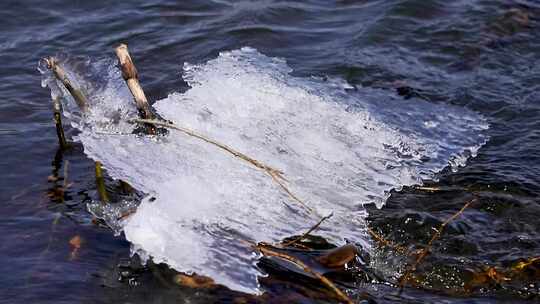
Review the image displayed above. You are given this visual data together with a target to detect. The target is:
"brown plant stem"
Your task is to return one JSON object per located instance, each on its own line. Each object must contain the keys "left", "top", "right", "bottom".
{"left": 367, "top": 227, "right": 409, "bottom": 255}
{"left": 282, "top": 213, "right": 333, "bottom": 247}
{"left": 256, "top": 244, "right": 354, "bottom": 304}
{"left": 45, "top": 57, "right": 89, "bottom": 112}
{"left": 114, "top": 44, "right": 156, "bottom": 134}
{"left": 398, "top": 198, "right": 476, "bottom": 289}
{"left": 45, "top": 57, "right": 87, "bottom": 149}
{"left": 46, "top": 55, "right": 135, "bottom": 201}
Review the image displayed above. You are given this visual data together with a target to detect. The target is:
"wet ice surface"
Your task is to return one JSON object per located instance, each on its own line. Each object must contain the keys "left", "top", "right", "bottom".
{"left": 41, "top": 47, "right": 488, "bottom": 293}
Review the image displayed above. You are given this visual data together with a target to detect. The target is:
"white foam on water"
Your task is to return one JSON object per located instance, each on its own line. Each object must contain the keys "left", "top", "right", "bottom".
{"left": 40, "top": 47, "right": 488, "bottom": 293}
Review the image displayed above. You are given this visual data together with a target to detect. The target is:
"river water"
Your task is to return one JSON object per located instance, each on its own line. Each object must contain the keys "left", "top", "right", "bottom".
{"left": 1, "top": 1, "right": 539, "bottom": 303}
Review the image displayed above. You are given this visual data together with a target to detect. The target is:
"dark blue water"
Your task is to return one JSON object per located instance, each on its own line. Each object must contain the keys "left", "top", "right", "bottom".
{"left": 1, "top": 0, "right": 539, "bottom": 303}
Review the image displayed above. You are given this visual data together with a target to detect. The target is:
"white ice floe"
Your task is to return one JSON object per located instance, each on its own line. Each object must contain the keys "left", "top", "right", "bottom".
{"left": 41, "top": 47, "right": 488, "bottom": 293}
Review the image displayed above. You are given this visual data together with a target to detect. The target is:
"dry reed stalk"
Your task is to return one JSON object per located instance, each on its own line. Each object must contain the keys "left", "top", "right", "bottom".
{"left": 413, "top": 186, "right": 443, "bottom": 192}
{"left": 256, "top": 244, "right": 354, "bottom": 304}
{"left": 46, "top": 57, "right": 115, "bottom": 200}
{"left": 114, "top": 44, "right": 156, "bottom": 134}
{"left": 398, "top": 198, "right": 476, "bottom": 289}
{"left": 282, "top": 213, "right": 333, "bottom": 247}
{"left": 367, "top": 227, "right": 409, "bottom": 255}
{"left": 44, "top": 57, "right": 89, "bottom": 112}
{"left": 44, "top": 55, "right": 134, "bottom": 204}
{"left": 414, "top": 186, "right": 472, "bottom": 192}
{"left": 132, "top": 118, "right": 313, "bottom": 213}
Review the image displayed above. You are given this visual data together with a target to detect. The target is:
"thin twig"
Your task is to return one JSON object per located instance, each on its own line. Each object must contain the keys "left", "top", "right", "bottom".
{"left": 132, "top": 118, "right": 313, "bottom": 213}
{"left": 282, "top": 213, "right": 333, "bottom": 247}
{"left": 398, "top": 198, "right": 476, "bottom": 289}
{"left": 413, "top": 186, "right": 443, "bottom": 192}
{"left": 413, "top": 186, "right": 470, "bottom": 192}
{"left": 268, "top": 170, "right": 312, "bottom": 211}
{"left": 256, "top": 244, "right": 354, "bottom": 304}
{"left": 367, "top": 227, "right": 409, "bottom": 255}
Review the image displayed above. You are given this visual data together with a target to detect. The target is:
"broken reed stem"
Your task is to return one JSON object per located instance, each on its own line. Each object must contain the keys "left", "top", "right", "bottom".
{"left": 52, "top": 96, "right": 68, "bottom": 149}
{"left": 256, "top": 244, "right": 353, "bottom": 304}
{"left": 282, "top": 213, "right": 333, "bottom": 247}
{"left": 46, "top": 57, "right": 111, "bottom": 204}
{"left": 114, "top": 44, "right": 156, "bottom": 134}
{"left": 132, "top": 118, "right": 313, "bottom": 213}
{"left": 46, "top": 56, "right": 86, "bottom": 149}
{"left": 414, "top": 185, "right": 472, "bottom": 192}
{"left": 413, "top": 186, "right": 444, "bottom": 192}
{"left": 45, "top": 57, "right": 89, "bottom": 112}
{"left": 45, "top": 55, "right": 134, "bottom": 201}
{"left": 398, "top": 198, "right": 476, "bottom": 289}
{"left": 367, "top": 227, "right": 409, "bottom": 255}
{"left": 95, "top": 161, "right": 109, "bottom": 202}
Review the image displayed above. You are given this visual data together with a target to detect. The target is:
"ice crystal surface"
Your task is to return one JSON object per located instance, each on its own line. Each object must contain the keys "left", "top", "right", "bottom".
{"left": 40, "top": 47, "right": 488, "bottom": 293}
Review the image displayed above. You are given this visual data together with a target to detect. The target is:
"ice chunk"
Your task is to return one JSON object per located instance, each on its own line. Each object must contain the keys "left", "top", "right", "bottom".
{"left": 40, "top": 47, "right": 488, "bottom": 293}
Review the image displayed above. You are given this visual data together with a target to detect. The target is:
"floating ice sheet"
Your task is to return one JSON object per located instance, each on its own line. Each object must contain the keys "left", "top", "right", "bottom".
{"left": 40, "top": 47, "right": 488, "bottom": 293}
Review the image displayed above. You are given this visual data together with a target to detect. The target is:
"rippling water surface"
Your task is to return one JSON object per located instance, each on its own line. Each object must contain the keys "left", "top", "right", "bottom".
{"left": 1, "top": 1, "right": 540, "bottom": 303}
